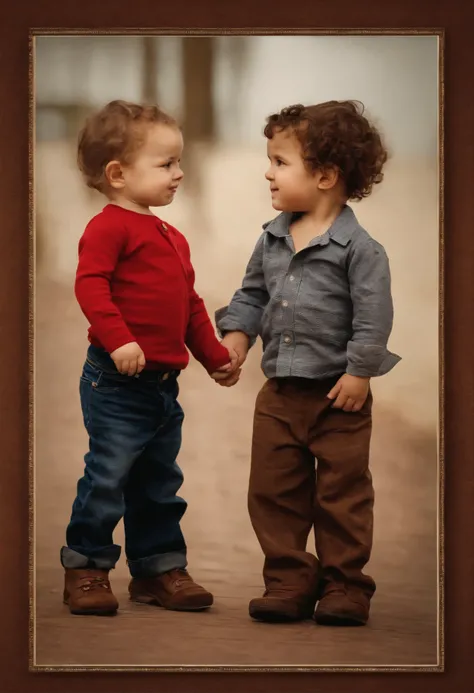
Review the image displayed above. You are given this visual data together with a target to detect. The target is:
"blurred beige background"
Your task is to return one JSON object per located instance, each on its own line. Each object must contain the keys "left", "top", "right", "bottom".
{"left": 33, "top": 35, "right": 440, "bottom": 668}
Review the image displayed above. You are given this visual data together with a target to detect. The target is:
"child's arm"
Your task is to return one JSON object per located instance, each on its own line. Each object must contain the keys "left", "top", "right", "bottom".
{"left": 327, "top": 238, "right": 401, "bottom": 412}
{"left": 75, "top": 219, "right": 145, "bottom": 374}
{"left": 186, "top": 275, "right": 236, "bottom": 374}
{"left": 215, "top": 232, "right": 270, "bottom": 363}
{"left": 179, "top": 239, "right": 235, "bottom": 374}
{"left": 346, "top": 238, "right": 401, "bottom": 378}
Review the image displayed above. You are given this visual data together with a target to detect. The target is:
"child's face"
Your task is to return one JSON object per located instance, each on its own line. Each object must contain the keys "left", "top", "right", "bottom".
{"left": 265, "top": 129, "right": 321, "bottom": 212}
{"left": 118, "top": 123, "right": 184, "bottom": 208}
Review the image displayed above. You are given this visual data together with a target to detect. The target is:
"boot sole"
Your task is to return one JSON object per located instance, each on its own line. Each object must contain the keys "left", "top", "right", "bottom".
{"left": 314, "top": 611, "right": 367, "bottom": 627}
{"left": 63, "top": 599, "right": 118, "bottom": 616}
{"left": 69, "top": 608, "right": 118, "bottom": 616}
{"left": 249, "top": 604, "right": 314, "bottom": 623}
{"left": 130, "top": 593, "right": 213, "bottom": 611}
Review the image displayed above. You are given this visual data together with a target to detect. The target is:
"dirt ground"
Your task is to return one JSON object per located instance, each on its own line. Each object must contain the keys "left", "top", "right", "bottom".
{"left": 33, "top": 275, "right": 439, "bottom": 669}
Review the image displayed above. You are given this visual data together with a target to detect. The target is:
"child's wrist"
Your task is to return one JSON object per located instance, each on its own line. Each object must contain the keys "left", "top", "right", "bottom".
{"left": 223, "top": 330, "right": 250, "bottom": 349}
{"left": 345, "top": 372, "right": 370, "bottom": 381}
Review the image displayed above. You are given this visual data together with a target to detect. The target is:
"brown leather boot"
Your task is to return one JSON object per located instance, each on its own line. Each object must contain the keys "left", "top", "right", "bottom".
{"left": 249, "top": 590, "right": 317, "bottom": 622}
{"left": 129, "top": 568, "right": 213, "bottom": 611}
{"left": 63, "top": 568, "right": 119, "bottom": 615}
{"left": 314, "top": 583, "right": 370, "bottom": 626}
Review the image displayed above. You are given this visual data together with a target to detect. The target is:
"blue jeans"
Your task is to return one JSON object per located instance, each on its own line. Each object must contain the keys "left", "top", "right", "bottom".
{"left": 60, "top": 345, "right": 187, "bottom": 578}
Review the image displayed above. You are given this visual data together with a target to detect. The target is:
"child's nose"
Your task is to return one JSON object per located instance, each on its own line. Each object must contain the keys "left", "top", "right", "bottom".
{"left": 265, "top": 168, "right": 273, "bottom": 181}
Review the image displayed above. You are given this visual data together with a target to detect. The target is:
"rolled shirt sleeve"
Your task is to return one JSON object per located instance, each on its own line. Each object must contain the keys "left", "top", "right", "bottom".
{"left": 216, "top": 232, "right": 269, "bottom": 345}
{"left": 346, "top": 238, "right": 401, "bottom": 377}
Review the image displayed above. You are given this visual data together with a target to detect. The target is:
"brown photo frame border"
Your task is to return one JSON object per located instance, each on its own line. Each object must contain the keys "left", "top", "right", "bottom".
{"left": 1, "top": 1, "right": 472, "bottom": 691}
{"left": 27, "top": 26, "right": 445, "bottom": 675}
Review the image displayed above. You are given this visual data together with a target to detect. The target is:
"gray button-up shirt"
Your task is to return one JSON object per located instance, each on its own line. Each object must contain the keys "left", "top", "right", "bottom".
{"left": 216, "top": 205, "right": 401, "bottom": 380}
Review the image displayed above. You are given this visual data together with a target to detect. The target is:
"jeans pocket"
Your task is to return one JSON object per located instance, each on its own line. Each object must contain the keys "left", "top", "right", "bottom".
{"left": 82, "top": 359, "right": 133, "bottom": 394}
{"left": 94, "top": 373, "right": 132, "bottom": 394}
{"left": 79, "top": 376, "right": 92, "bottom": 430}
{"left": 80, "top": 359, "right": 101, "bottom": 385}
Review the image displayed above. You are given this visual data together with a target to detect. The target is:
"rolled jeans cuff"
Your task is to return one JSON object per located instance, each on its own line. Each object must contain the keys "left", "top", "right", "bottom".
{"left": 127, "top": 550, "right": 188, "bottom": 578}
{"left": 60, "top": 545, "right": 120, "bottom": 571}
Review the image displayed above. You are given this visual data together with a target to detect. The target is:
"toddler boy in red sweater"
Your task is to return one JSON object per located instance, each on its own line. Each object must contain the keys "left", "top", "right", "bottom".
{"left": 61, "top": 100, "right": 236, "bottom": 616}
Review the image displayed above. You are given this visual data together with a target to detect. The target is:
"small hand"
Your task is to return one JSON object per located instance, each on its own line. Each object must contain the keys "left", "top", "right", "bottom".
{"left": 327, "top": 373, "right": 370, "bottom": 412}
{"left": 227, "top": 346, "right": 240, "bottom": 372}
{"left": 211, "top": 367, "right": 242, "bottom": 387}
{"left": 110, "top": 342, "right": 146, "bottom": 376}
{"left": 221, "top": 331, "right": 249, "bottom": 369}
{"left": 210, "top": 347, "right": 241, "bottom": 387}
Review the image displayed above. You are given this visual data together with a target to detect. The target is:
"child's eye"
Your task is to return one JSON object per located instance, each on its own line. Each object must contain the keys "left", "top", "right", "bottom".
{"left": 276, "top": 159, "right": 285, "bottom": 166}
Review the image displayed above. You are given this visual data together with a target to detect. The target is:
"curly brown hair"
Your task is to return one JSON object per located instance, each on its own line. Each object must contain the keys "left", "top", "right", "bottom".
{"left": 264, "top": 101, "right": 388, "bottom": 201}
{"left": 77, "top": 100, "right": 179, "bottom": 193}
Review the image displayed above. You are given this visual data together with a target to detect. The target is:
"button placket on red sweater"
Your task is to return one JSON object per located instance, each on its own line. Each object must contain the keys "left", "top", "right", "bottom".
{"left": 157, "top": 221, "right": 189, "bottom": 280}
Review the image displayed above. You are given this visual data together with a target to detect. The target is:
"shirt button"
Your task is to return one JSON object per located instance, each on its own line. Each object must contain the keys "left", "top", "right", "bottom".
{"left": 284, "top": 335, "right": 292, "bottom": 344}
{"left": 289, "top": 275, "right": 295, "bottom": 282}
{"left": 282, "top": 300, "right": 288, "bottom": 308}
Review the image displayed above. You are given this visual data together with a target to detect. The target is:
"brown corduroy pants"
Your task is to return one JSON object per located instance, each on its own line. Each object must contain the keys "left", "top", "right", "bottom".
{"left": 248, "top": 376, "right": 376, "bottom": 600}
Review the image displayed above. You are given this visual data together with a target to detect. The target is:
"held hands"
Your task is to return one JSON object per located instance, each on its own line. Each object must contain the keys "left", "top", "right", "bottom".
{"left": 110, "top": 342, "right": 146, "bottom": 376}
{"left": 210, "top": 331, "right": 250, "bottom": 388}
{"left": 212, "top": 347, "right": 242, "bottom": 387}
{"left": 327, "top": 373, "right": 370, "bottom": 412}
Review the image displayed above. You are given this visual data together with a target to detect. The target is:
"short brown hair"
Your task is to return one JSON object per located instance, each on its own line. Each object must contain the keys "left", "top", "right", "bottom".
{"left": 264, "top": 101, "right": 388, "bottom": 201}
{"left": 77, "top": 100, "right": 178, "bottom": 193}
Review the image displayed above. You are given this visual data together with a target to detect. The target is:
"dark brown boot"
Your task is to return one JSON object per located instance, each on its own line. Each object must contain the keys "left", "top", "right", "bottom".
{"left": 129, "top": 568, "right": 213, "bottom": 611}
{"left": 249, "top": 590, "right": 317, "bottom": 623}
{"left": 63, "top": 568, "right": 118, "bottom": 615}
{"left": 314, "top": 583, "right": 370, "bottom": 626}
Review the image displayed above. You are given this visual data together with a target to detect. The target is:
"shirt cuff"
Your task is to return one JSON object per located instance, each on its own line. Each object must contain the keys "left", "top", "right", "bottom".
{"left": 345, "top": 341, "right": 401, "bottom": 377}
{"left": 215, "top": 306, "right": 257, "bottom": 347}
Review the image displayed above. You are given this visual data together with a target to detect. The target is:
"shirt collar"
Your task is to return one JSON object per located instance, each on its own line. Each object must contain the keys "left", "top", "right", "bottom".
{"left": 263, "top": 204, "right": 359, "bottom": 247}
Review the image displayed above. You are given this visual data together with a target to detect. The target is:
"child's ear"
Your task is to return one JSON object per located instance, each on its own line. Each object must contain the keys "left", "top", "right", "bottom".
{"left": 317, "top": 166, "right": 340, "bottom": 191}
{"left": 105, "top": 160, "right": 125, "bottom": 190}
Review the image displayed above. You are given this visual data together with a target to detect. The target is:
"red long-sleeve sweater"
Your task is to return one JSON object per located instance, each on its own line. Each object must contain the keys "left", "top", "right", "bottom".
{"left": 74, "top": 204, "right": 230, "bottom": 374}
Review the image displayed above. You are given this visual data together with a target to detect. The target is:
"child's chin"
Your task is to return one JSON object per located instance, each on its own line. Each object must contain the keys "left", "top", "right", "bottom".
{"left": 271, "top": 200, "right": 289, "bottom": 211}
